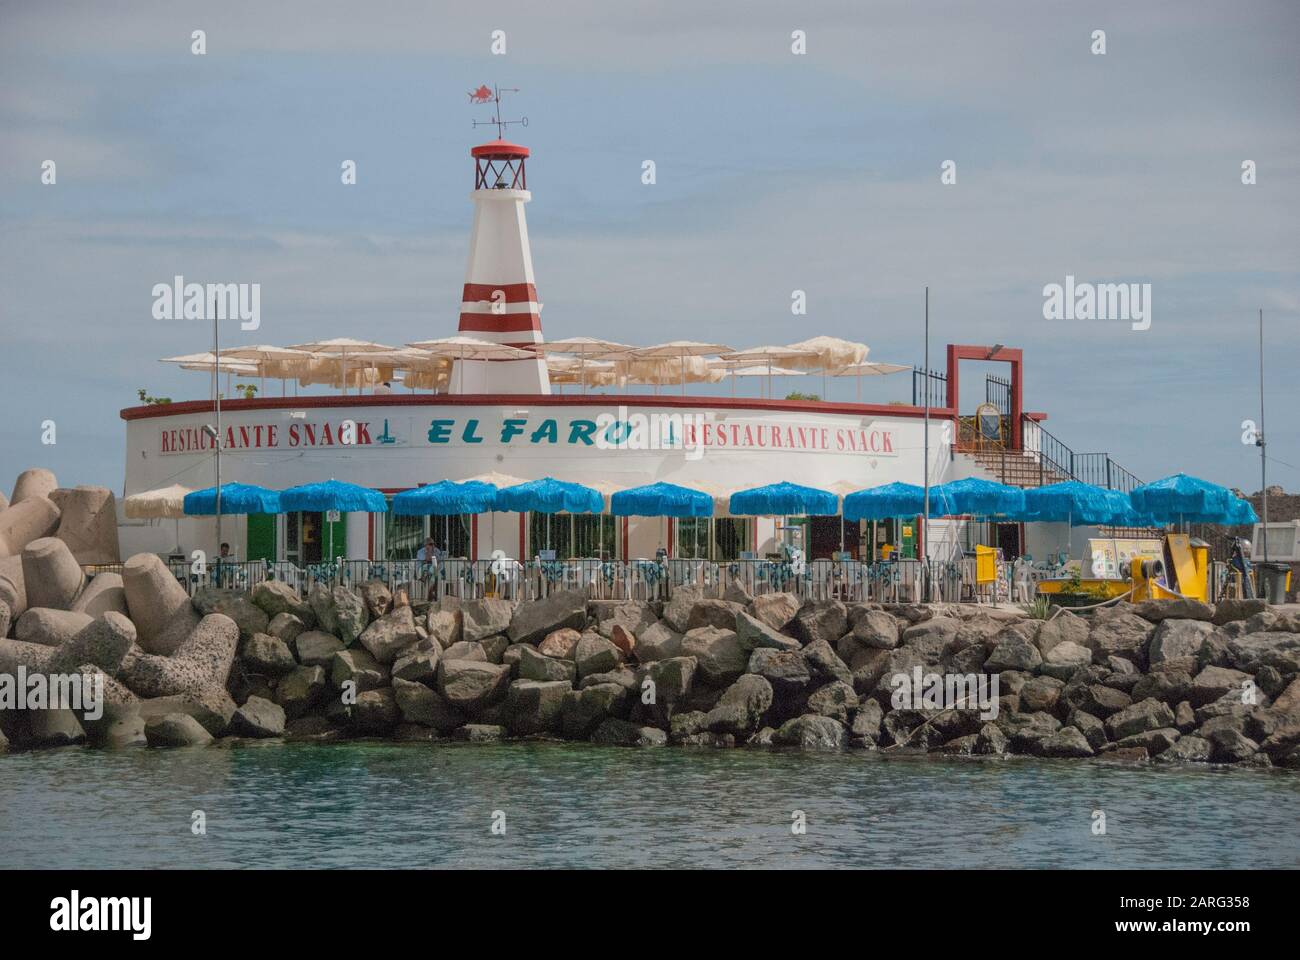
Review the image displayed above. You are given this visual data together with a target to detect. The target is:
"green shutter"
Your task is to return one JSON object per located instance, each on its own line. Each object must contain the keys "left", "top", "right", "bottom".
{"left": 247, "top": 513, "right": 277, "bottom": 563}
{"left": 325, "top": 513, "right": 348, "bottom": 561}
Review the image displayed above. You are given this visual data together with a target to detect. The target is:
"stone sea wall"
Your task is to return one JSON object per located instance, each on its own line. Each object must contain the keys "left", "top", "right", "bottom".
{"left": 3, "top": 554, "right": 1300, "bottom": 766}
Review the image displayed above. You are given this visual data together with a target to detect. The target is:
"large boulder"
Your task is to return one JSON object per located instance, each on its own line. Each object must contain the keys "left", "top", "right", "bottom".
{"left": 122, "top": 552, "right": 200, "bottom": 655}
{"left": 352, "top": 687, "right": 401, "bottom": 733}
{"left": 144, "top": 713, "right": 213, "bottom": 747}
{"left": 637, "top": 656, "right": 696, "bottom": 705}
{"left": 15, "top": 608, "right": 93, "bottom": 647}
{"left": 748, "top": 647, "right": 812, "bottom": 697}
{"left": 1040, "top": 640, "right": 1093, "bottom": 680}
{"left": 391, "top": 646, "right": 439, "bottom": 684}
{"left": 119, "top": 613, "right": 239, "bottom": 698}
{"left": 538, "top": 627, "right": 581, "bottom": 659}
{"left": 330, "top": 648, "right": 389, "bottom": 692}
{"left": 632, "top": 621, "right": 684, "bottom": 662}
{"left": 1085, "top": 610, "right": 1153, "bottom": 668}
{"left": 437, "top": 659, "right": 511, "bottom": 712}
{"left": 70, "top": 572, "right": 128, "bottom": 619}
{"left": 135, "top": 688, "right": 237, "bottom": 736}
{"left": 329, "top": 586, "right": 369, "bottom": 644}
{"left": 801, "top": 638, "right": 854, "bottom": 687}
{"left": 561, "top": 683, "right": 629, "bottom": 739}
{"left": 506, "top": 679, "right": 570, "bottom": 735}
{"left": 192, "top": 586, "right": 269, "bottom": 641}
{"left": 597, "top": 601, "right": 657, "bottom": 641}
{"left": 805, "top": 680, "right": 859, "bottom": 723}
{"left": 1148, "top": 619, "right": 1214, "bottom": 666}
{"left": 661, "top": 585, "right": 702, "bottom": 633}
{"left": 1227, "top": 632, "right": 1300, "bottom": 674}
{"left": 507, "top": 590, "right": 586, "bottom": 646}
{"left": 1132, "top": 598, "right": 1214, "bottom": 622}
{"left": 307, "top": 583, "right": 340, "bottom": 636}
{"left": 705, "top": 674, "right": 774, "bottom": 736}
{"left": 295, "top": 630, "right": 344, "bottom": 667}
{"left": 229, "top": 695, "right": 286, "bottom": 738}
{"left": 0, "top": 496, "right": 61, "bottom": 558}
{"left": 0, "top": 555, "right": 26, "bottom": 619}
{"left": 1212, "top": 598, "right": 1268, "bottom": 625}
{"left": 251, "top": 579, "right": 315, "bottom": 626}
{"left": 791, "top": 599, "right": 848, "bottom": 647}
{"left": 266, "top": 612, "right": 306, "bottom": 645}
{"left": 358, "top": 605, "right": 420, "bottom": 665}
{"left": 1105, "top": 697, "right": 1176, "bottom": 741}
{"left": 773, "top": 714, "right": 847, "bottom": 750}
{"left": 574, "top": 633, "right": 623, "bottom": 678}
{"left": 747, "top": 592, "right": 800, "bottom": 631}
{"left": 392, "top": 678, "right": 463, "bottom": 731}
{"left": 1033, "top": 610, "right": 1089, "bottom": 656}
{"left": 735, "top": 611, "right": 800, "bottom": 653}
{"left": 687, "top": 599, "right": 745, "bottom": 632}
{"left": 356, "top": 579, "right": 393, "bottom": 619}
{"left": 1188, "top": 665, "right": 1253, "bottom": 707}
{"left": 21, "top": 537, "right": 85, "bottom": 610}
{"left": 590, "top": 717, "right": 667, "bottom": 747}
{"left": 458, "top": 598, "right": 512, "bottom": 643}
{"left": 1031, "top": 726, "right": 1095, "bottom": 758}
{"left": 681, "top": 626, "right": 749, "bottom": 684}
{"left": 275, "top": 665, "right": 327, "bottom": 719}
{"left": 241, "top": 633, "right": 297, "bottom": 676}
{"left": 50, "top": 486, "right": 120, "bottom": 564}
{"left": 427, "top": 607, "right": 461, "bottom": 648}
{"left": 984, "top": 635, "right": 1043, "bottom": 673}
{"left": 1063, "top": 682, "right": 1132, "bottom": 718}
{"left": 518, "top": 645, "right": 577, "bottom": 683}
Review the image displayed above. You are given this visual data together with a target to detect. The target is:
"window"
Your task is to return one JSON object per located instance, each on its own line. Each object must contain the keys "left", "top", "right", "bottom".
{"left": 677, "top": 517, "right": 710, "bottom": 559}
{"left": 382, "top": 496, "right": 473, "bottom": 559}
{"left": 713, "top": 518, "right": 750, "bottom": 560}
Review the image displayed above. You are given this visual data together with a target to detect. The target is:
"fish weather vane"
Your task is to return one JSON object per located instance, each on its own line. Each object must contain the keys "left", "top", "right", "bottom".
{"left": 469, "top": 84, "right": 528, "bottom": 139}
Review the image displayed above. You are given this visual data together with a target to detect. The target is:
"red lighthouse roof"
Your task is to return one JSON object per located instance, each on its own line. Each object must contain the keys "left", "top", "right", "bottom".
{"left": 471, "top": 139, "right": 530, "bottom": 159}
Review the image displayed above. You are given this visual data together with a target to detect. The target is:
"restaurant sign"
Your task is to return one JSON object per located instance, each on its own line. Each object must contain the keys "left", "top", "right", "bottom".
{"left": 159, "top": 411, "right": 897, "bottom": 458}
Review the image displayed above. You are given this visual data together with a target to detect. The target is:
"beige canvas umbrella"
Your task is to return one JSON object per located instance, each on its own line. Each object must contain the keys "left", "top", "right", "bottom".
{"left": 718, "top": 345, "right": 817, "bottom": 398}
{"left": 711, "top": 358, "right": 806, "bottom": 398}
{"left": 830, "top": 360, "right": 910, "bottom": 401}
{"left": 630, "top": 341, "right": 732, "bottom": 395}
{"left": 222, "top": 345, "right": 316, "bottom": 396}
{"left": 783, "top": 336, "right": 870, "bottom": 396}
{"left": 347, "top": 348, "right": 451, "bottom": 393}
{"left": 289, "top": 338, "right": 395, "bottom": 395}
{"left": 407, "top": 336, "right": 533, "bottom": 394}
{"left": 163, "top": 352, "right": 258, "bottom": 398}
{"left": 124, "top": 484, "right": 193, "bottom": 553}
{"left": 531, "top": 338, "right": 632, "bottom": 393}
{"left": 546, "top": 357, "right": 617, "bottom": 392}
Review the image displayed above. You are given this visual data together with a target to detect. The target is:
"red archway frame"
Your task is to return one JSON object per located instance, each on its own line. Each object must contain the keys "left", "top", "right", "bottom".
{"left": 945, "top": 344, "right": 1024, "bottom": 450}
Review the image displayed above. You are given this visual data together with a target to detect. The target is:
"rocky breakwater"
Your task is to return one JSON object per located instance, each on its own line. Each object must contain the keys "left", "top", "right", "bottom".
{"left": 3, "top": 530, "right": 1300, "bottom": 768}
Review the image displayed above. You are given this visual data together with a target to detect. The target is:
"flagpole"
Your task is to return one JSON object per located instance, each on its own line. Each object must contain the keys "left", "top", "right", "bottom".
{"left": 1259, "top": 308, "right": 1268, "bottom": 563}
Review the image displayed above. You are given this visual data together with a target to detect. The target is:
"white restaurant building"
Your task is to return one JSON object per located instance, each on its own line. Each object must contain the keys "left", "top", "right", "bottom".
{"left": 119, "top": 136, "right": 1106, "bottom": 567}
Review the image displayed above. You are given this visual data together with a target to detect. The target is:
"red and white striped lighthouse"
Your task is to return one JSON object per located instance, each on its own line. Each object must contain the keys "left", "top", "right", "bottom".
{"left": 453, "top": 98, "right": 551, "bottom": 394}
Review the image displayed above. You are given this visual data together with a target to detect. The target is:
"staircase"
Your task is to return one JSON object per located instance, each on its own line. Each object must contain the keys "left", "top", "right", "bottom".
{"left": 957, "top": 415, "right": 1141, "bottom": 492}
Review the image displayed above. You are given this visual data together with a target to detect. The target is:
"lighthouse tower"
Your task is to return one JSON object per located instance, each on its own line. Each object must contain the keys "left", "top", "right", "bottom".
{"left": 454, "top": 107, "right": 550, "bottom": 394}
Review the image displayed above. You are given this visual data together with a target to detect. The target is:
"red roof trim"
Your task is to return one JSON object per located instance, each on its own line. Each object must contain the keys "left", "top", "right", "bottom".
{"left": 121, "top": 394, "right": 958, "bottom": 422}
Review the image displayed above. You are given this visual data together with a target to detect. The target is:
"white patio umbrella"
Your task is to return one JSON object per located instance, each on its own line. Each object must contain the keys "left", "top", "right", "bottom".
{"left": 830, "top": 360, "right": 910, "bottom": 401}
{"left": 163, "top": 352, "right": 258, "bottom": 399}
{"left": 350, "top": 348, "right": 451, "bottom": 393}
{"left": 123, "top": 484, "right": 193, "bottom": 554}
{"left": 711, "top": 360, "right": 805, "bottom": 398}
{"left": 289, "top": 338, "right": 395, "bottom": 396}
{"left": 630, "top": 341, "right": 732, "bottom": 395}
{"left": 783, "top": 336, "right": 871, "bottom": 396}
{"left": 407, "top": 336, "right": 533, "bottom": 394}
{"left": 718, "top": 345, "right": 818, "bottom": 398}
{"left": 530, "top": 337, "right": 632, "bottom": 393}
{"left": 222, "top": 345, "right": 316, "bottom": 397}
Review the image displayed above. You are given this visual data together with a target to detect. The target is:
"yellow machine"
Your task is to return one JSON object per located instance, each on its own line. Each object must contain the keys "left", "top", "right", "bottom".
{"left": 1036, "top": 534, "right": 1210, "bottom": 604}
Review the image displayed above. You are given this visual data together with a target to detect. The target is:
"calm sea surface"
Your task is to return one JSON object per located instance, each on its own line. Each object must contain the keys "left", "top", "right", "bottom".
{"left": 1, "top": 741, "right": 1297, "bottom": 869}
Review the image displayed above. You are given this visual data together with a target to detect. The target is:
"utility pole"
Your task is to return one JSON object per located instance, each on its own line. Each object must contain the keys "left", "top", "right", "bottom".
{"left": 1258, "top": 308, "right": 1267, "bottom": 563}
{"left": 923, "top": 286, "right": 930, "bottom": 602}
{"left": 213, "top": 313, "right": 222, "bottom": 552}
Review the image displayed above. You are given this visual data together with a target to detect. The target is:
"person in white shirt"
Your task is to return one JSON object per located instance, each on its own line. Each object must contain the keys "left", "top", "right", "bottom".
{"left": 416, "top": 538, "right": 444, "bottom": 563}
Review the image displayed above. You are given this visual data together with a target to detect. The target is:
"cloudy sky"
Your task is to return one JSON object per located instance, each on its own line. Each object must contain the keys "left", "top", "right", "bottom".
{"left": 1, "top": 0, "right": 1296, "bottom": 494}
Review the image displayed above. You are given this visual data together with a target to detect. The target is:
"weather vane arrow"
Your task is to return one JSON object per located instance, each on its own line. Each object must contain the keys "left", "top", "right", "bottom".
{"left": 469, "top": 83, "right": 527, "bottom": 139}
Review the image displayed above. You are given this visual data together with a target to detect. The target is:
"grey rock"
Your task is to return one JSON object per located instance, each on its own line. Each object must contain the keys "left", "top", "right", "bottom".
{"left": 506, "top": 590, "right": 586, "bottom": 646}
{"left": 591, "top": 717, "right": 668, "bottom": 747}
{"left": 506, "top": 679, "right": 570, "bottom": 735}
{"left": 144, "top": 713, "right": 213, "bottom": 747}
{"left": 295, "top": 630, "right": 345, "bottom": 667}
{"left": 330, "top": 648, "right": 390, "bottom": 692}
{"left": 705, "top": 674, "right": 774, "bottom": 735}
{"left": 229, "top": 695, "right": 285, "bottom": 737}
{"left": 562, "top": 683, "right": 629, "bottom": 738}
{"left": 575, "top": 633, "right": 623, "bottom": 678}
{"left": 1105, "top": 698, "right": 1176, "bottom": 740}
{"left": 436, "top": 659, "right": 511, "bottom": 712}
{"left": 1031, "top": 726, "right": 1094, "bottom": 758}
{"left": 358, "top": 605, "right": 420, "bottom": 665}
{"left": 275, "top": 665, "right": 327, "bottom": 719}
{"left": 242, "top": 633, "right": 296, "bottom": 676}
{"left": 518, "top": 645, "right": 577, "bottom": 683}
{"left": 681, "top": 626, "right": 748, "bottom": 684}
{"left": 773, "top": 714, "right": 847, "bottom": 750}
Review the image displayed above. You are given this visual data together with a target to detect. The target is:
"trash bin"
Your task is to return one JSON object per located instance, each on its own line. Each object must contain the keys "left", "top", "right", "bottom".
{"left": 1256, "top": 562, "right": 1290, "bottom": 604}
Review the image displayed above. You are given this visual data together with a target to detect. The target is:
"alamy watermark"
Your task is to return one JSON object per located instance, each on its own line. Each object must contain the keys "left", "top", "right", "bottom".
{"left": 0, "top": 667, "right": 103, "bottom": 721}
{"left": 152, "top": 274, "right": 260, "bottom": 330}
{"left": 889, "top": 666, "right": 1000, "bottom": 721}
{"left": 1042, "top": 275, "right": 1151, "bottom": 331}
